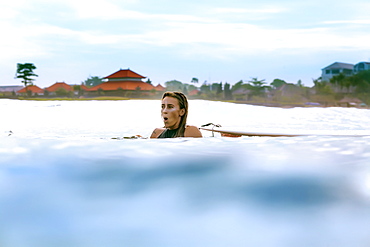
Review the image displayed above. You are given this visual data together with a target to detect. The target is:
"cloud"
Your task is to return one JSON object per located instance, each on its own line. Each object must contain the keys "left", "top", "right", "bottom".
{"left": 113, "top": 21, "right": 370, "bottom": 57}
{"left": 61, "top": 0, "right": 214, "bottom": 24}
{"left": 323, "top": 20, "right": 370, "bottom": 25}
{"left": 213, "top": 7, "right": 287, "bottom": 14}
{"left": 2, "top": 0, "right": 370, "bottom": 67}
{"left": 0, "top": 21, "right": 50, "bottom": 61}
{"left": 64, "top": 0, "right": 146, "bottom": 20}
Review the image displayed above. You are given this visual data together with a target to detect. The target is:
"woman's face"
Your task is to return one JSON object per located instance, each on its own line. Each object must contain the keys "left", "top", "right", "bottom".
{"left": 161, "top": 96, "right": 185, "bottom": 129}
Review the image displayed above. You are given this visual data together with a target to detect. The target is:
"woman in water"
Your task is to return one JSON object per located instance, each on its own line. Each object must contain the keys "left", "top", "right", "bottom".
{"left": 150, "top": 91, "right": 202, "bottom": 138}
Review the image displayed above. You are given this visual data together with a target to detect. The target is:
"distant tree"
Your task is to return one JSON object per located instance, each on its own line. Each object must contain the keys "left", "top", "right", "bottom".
{"left": 270, "top": 78, "right": 286, "bottom": 89}
{"left": 83, "top": 76, "right": 103, "bottom": 87}
{"left": 213, "top": 82, "right": 222, "bottom": 95}
{"left": 183, "top": 86, "right": 188, "bottom": 95}
{"left": 350, "top": 70, "right": 370, "bottom": 93}
{"left": 313, "top": 77, "right": 333, "bottom": 95}
{"left": 165, "top": 80, "right": 183, "bottom": 91}
{"left": 55, "top": 88, "right": 69, "bottom": 97}
{"left": 200, "top": 83, "right": 211, "bottom": 93}
{"left": 224, "top": 82, "right": 232, "bottom": 100}
{"left": 191, "top": 77, "right": 199, "bottom": 84}
{"left": 296, "top": 79, "right": 304, "bottom": 87}
{"left": 248, "top": 77, "right": 269, "bottom": 96}
{"left": 16, "top": 63, "right": 38, "bottom": 88}
{"left": 146, "top": 78, "right": 152, "bottom": 84}
{"left": 329, "top": 73, "right": 346, "bottom": 92}
{"left": 211, "top": 82, "right": 221, "bottom": 92}
{"left": 231, "top": 80, "right": 245, "bottom": 91}
{"left": 73, "top": 85, "right": 84, "bottom": 96}
{"left": 187, "top": 84, "right": 198, "bottom": 92}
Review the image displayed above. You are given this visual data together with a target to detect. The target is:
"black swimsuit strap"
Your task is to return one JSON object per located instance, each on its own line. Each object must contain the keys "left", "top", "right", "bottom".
{"left": 158, "top": 128, "right": 178, "bottom": 138}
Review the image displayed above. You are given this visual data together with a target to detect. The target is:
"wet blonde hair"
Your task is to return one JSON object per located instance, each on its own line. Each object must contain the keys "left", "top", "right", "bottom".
{"left": 162, "top": 91, "right": 188, "bottom": 137}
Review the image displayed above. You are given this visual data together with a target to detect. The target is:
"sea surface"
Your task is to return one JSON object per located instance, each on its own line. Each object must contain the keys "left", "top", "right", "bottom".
{"left": 1, "top": 99, "right": 370, "bottom": 247}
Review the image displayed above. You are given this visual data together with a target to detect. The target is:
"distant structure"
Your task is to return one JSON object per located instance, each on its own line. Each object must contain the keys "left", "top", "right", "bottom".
{"left": 354, "top": 62, "right": 370, "bottom": 73}
{"left": 17, "top": 85, "right": 44, "bottom": 95}
{"left": 45, "top": 82, "right": 89, "bottom": 95}
{"left": 11, "top": 68, "right": 165, "bottom": 97}
{"left": 321, "top": 61, "right": 370, "bottom": 81}
{"left": 154, "top": 84, "right": 166, "bottom": 91}
{"left": 321, "top": 62, "right": 354, "bottom": 81}
{"left": 86, "top": 69, "right": 165, "bottom": 94}
{"left": 45, "top": 82, "right": 74, "bottom": 94}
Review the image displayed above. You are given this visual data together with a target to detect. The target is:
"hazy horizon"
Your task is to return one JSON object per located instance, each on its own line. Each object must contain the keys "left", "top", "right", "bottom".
{"left": 2, "top": 0, "right": 370, "bottom": 88}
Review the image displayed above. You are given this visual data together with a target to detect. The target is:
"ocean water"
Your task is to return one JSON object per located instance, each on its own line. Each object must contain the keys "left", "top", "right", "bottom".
{"left": 1, "top": 99, "right": 370, "bottom": 247}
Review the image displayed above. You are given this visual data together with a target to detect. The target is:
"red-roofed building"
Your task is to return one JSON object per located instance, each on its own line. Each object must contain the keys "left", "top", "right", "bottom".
{"left": 104, "top": 69, "right": 146, "bottom": 80}
{"left": 189, "top": 89, "right": 200, "bottom": 96}
{"left": 86, "top": 69, "right": 156, "bottom": 96}
{"left": 44, "top": 82, "right": 89, "bottom": 96}
{"left": 80, "top": 84, "right": 89, "bottom": 91}
{"left": 45, "top": 82, "right": 73, "bottom": 93}
{"left": 155, "top": 84, "right": 166, "bottom": 92}
{"left": 17, "top": 85, "right": 44, "bottom": 95}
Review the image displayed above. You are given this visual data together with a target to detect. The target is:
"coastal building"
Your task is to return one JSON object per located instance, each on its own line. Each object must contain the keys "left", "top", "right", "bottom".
{"left": 86, "top": 69, "right": 165, "bottom": 96}
{"left": 7, "top": 68, "right": 165, "bottom": 98}
{"left": 45, "top": 82, "right": 73, "bottom": 95}
{"left": 321, "top": 62, "right": 354, "bottom": 81}
{"left": 321, "top": 61, "right": 370, "bottom": 81}
{"left": 17, "top": 85, "right": 44, "bottom": 96}
{"left": 154, "top": 84, "right": 166, "bottom": 92}
{"left": 354, "top": 62, "right": 370, "bottom": 73}
{"left": 45, "top": 82, "right": 89, "bottom": 96}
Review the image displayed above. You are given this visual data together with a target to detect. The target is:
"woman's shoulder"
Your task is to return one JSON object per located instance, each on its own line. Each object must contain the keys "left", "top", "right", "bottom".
{"left": 150, "top": 128, "right": 165, "bottom": 138}
{"left": 184, "top": 125, "right": 202, "bottom": 138}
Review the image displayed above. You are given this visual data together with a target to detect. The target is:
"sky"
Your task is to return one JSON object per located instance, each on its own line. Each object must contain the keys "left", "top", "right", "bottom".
{"left": 1, "top": 0, "right": 370, "bottom": 88}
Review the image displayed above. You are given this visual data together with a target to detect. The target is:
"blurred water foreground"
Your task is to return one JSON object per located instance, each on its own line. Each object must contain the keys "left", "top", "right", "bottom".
{"left": 1, "top": 99, "right": 370, "bottom": 246}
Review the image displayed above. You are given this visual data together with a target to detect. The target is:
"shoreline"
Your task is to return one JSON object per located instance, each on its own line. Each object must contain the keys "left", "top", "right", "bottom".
{"left": 1, "top": 96, "right": 368, "bottom": 109}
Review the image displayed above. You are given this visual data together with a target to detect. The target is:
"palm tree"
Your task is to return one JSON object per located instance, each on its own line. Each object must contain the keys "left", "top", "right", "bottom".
{"left": 248, "top": 77, "right": 269, "bottom": 97}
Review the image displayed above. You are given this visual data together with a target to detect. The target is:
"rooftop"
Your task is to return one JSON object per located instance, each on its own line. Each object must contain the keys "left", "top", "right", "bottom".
{"left": 104, "top": 69, "right": 146, "bottom": 79}
{"left": 322, "top": 62, "right": 354, "bottom": 70}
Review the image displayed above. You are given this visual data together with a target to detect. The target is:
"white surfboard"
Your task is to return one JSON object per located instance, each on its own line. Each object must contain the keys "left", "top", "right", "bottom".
{"left": 200, "top": 127, "right": 369, "bottom": 137}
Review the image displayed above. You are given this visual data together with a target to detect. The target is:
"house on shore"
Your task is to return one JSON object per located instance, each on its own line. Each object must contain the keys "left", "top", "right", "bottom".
{"left": 321, "top": 62, "right": 354, "bottom": 81}
{"left": 86, "top": 69, "right": 165, "bottom": 96}
{"left": 354, "top": 62, "right": 370, "bottom": 73}
{"left": 45, "top": 82, "right": 89, "bottom": 96}
{"left": 17, "top": 85, "right": 44, "bottom": 96}
{"left": 154, "top": 84, "right": 166, "bottom": 92}
{"left": 321, "top": 61, "right": 370, "bottom": 81}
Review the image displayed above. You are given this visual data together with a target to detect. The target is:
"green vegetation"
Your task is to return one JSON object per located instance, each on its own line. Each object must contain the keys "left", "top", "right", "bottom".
{"left": 83, "top": 76, "right": 103, "bottom": 87}
{"left": 8, "top": 63, "right": 370, "bottom": 107}
{"left": 17, "top": 96, "right": 131, "bottom": 101}
{"left": 16, "top": 63, "right": 38, "bottom": 88}
{"left": 161, "top": 76, "right": 369, "bottom": 107}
